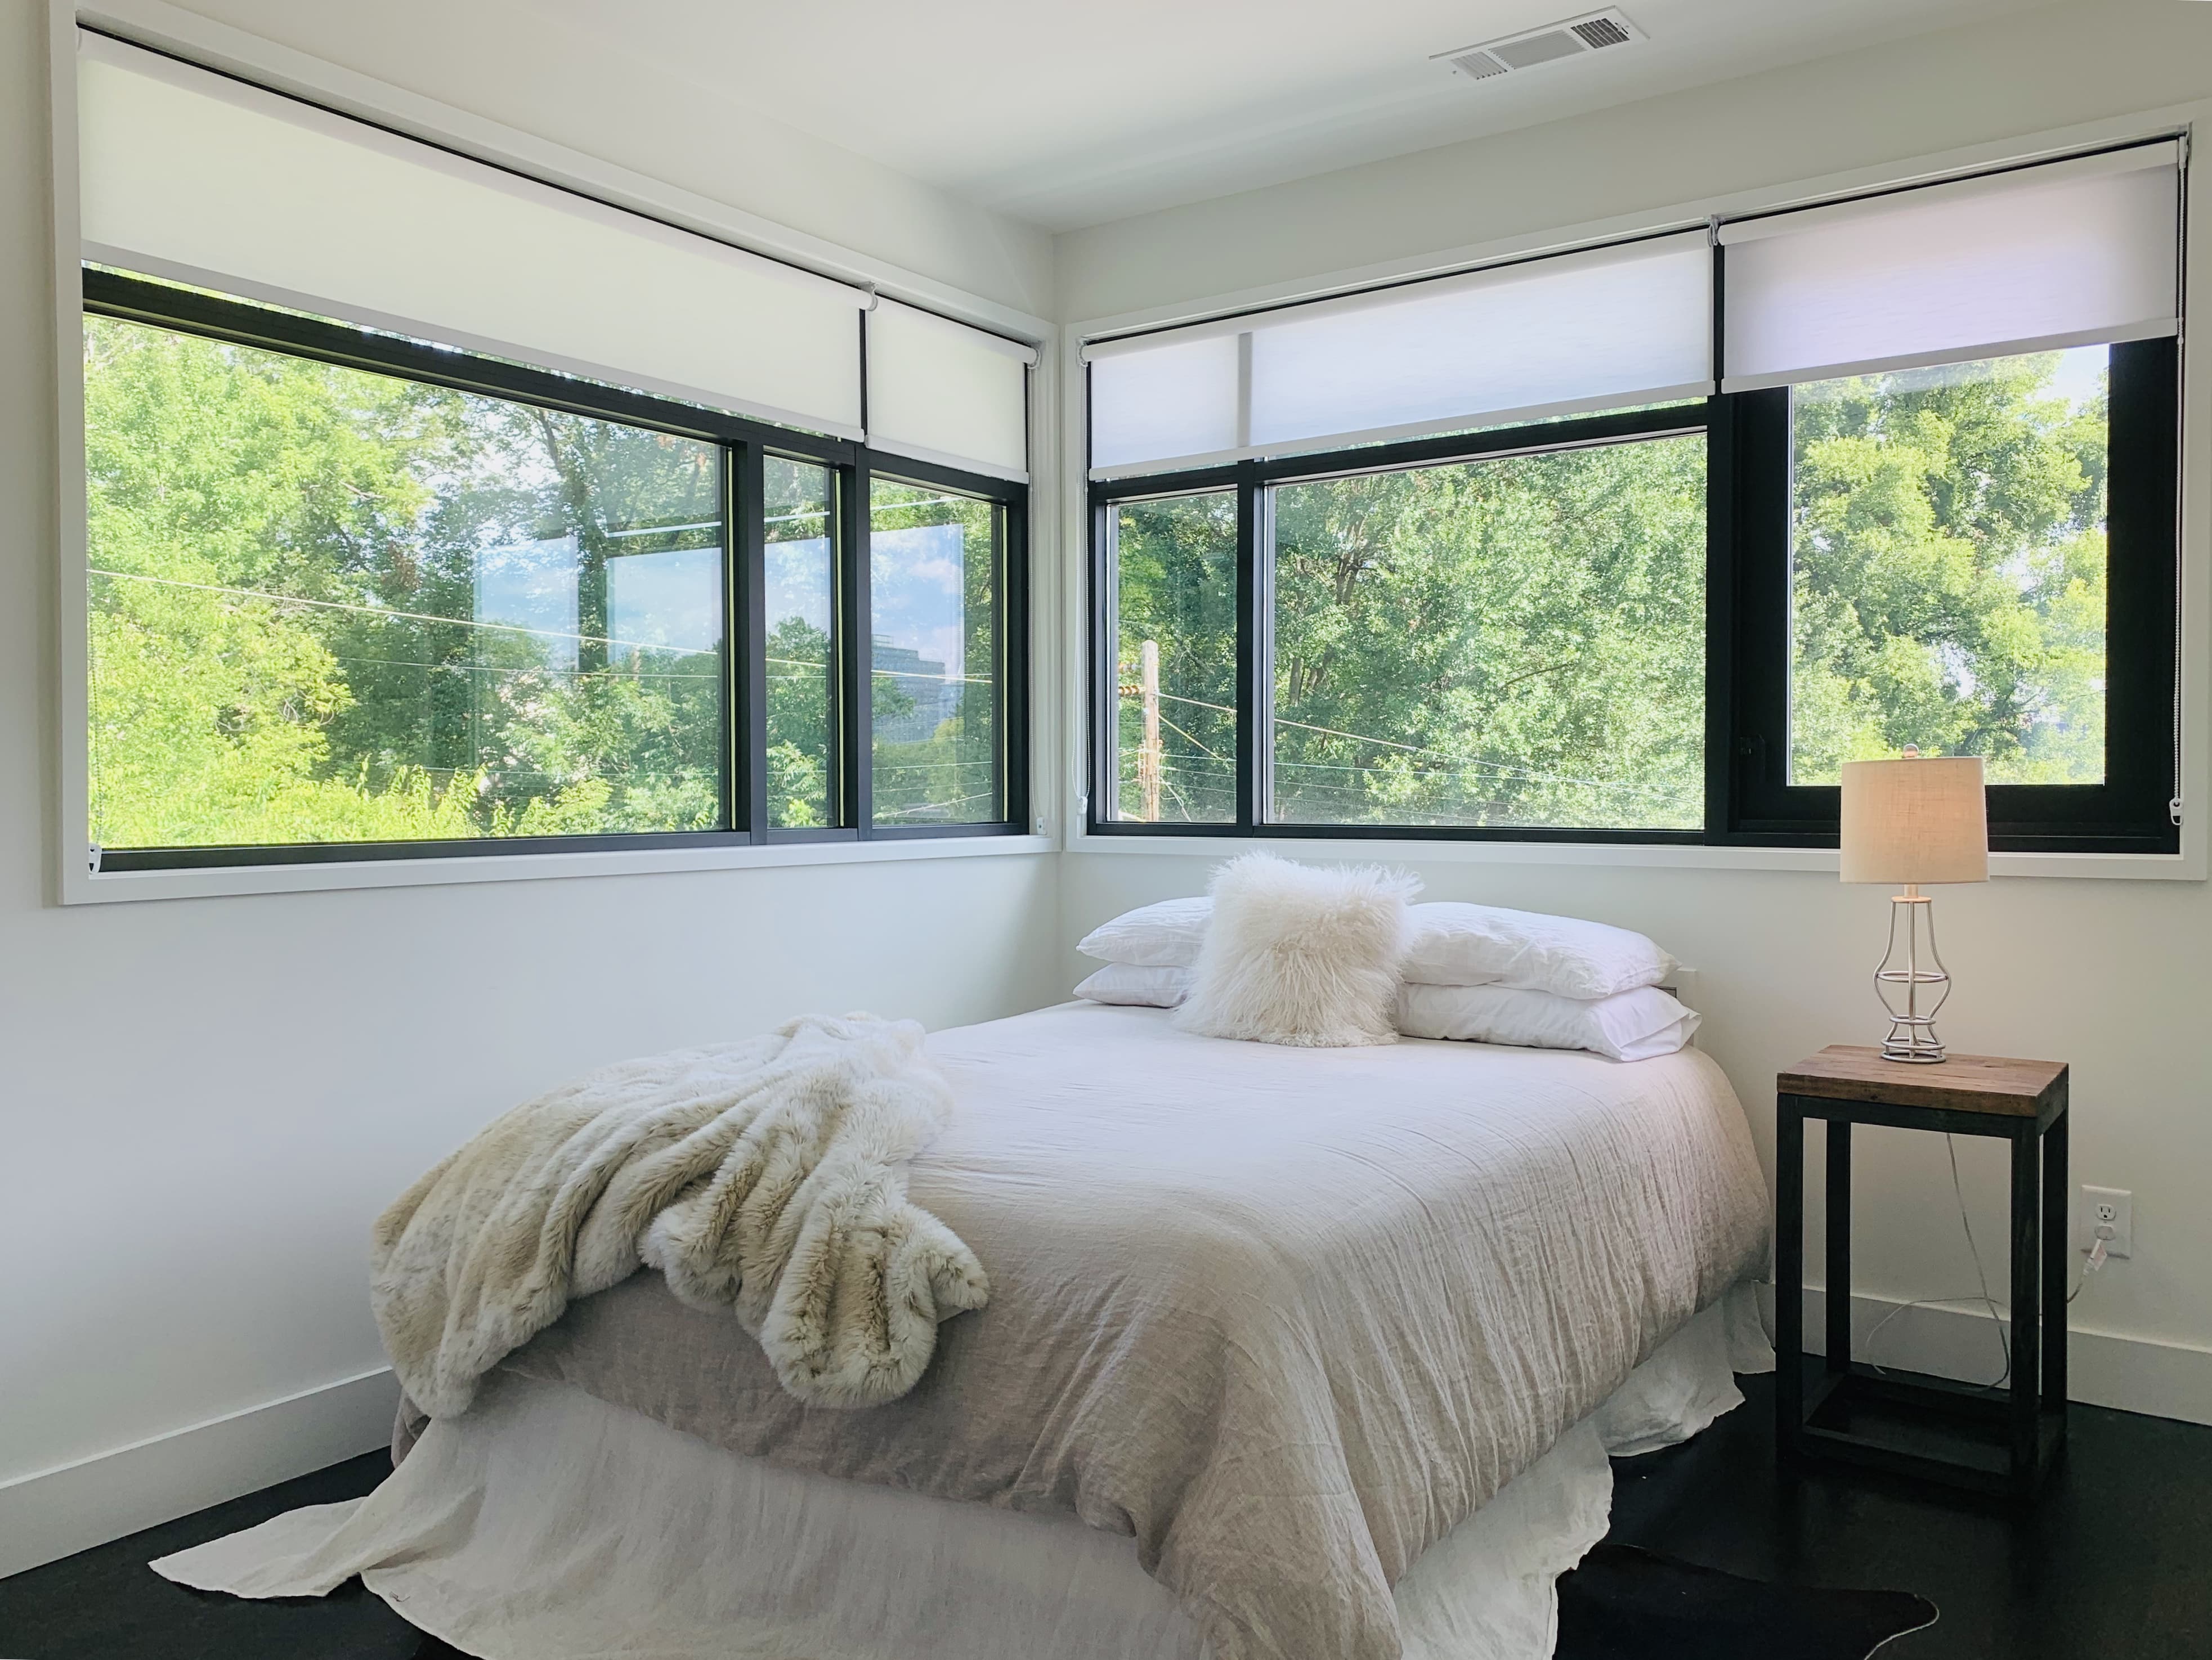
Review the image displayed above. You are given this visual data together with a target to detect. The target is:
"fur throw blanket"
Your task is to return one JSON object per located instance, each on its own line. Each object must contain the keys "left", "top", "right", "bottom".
{"left": 370, "top": 1013, "right": 988, "bottom": 1418}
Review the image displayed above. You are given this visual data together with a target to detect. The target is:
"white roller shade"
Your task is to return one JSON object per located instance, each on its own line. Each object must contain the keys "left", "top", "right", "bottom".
{"left": 866, "top": 299, "right": 1033, "bottom": 481}
{"left": 78, "top": 32, "right": 868, "bottom": 437}
{"left": 1085, "top": 233, "right": 1712, "bottom": 478}
{"left": 1248, "top": 234, "right": 1712, "bottom": 453}
{"left": 1087, "top": 332, "right": 1244, "bottom": 474}
{"left": 1720, "top": 143, "right": 2182, "bottom": 392}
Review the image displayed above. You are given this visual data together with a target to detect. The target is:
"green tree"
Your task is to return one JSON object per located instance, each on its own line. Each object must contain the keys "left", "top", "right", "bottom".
{"left": 1107, "top": 353, "right": 2109, "bottom": 830}
{"left": 86, "top": 314, "right": 726, "bottom": 849}
{"left": 1267, "top": 437, "right": 1707, "bottom": 829}
{"left": 1790, "top": 352, "right": 2107, "bottom": 784}
{"left": 1109, "top": 491, "right": 1238, "bottom": 823}
{"left": 867, "top": 484, "right": 1001, "bottom": 825}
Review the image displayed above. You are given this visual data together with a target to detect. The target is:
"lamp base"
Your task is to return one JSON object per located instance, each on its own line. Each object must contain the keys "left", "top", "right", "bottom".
{"left": 1874, "top": 889, "right": 1951, "bottom": 1065}
{"left": 1879, "top": 1028, "right": 1949, "bottom": 1065}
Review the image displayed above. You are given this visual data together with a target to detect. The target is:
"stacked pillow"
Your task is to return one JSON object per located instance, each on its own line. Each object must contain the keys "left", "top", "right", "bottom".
{"left": 1074, "top": 891, "right": 1698, "bottom": 1061}
{"left": 1073, "top": 898, "right": 1206, "bottom": 1006}
{"left": 1396, "top": 902, "right": 1696, "bottom": 1062}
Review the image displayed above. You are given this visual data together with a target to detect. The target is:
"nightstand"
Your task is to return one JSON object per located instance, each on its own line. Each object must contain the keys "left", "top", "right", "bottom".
{"left": 1775, "top": 1045, "right": 2069, "bottom": 1500}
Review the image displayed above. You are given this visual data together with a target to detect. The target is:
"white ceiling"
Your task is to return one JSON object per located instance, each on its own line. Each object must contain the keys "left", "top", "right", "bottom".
{"left": 525, "top": 0, "right": 2057, "bottom": 232}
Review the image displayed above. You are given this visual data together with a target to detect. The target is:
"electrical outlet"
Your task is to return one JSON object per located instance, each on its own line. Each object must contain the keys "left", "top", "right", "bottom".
{"left": 2080, "top": 1186, "right": 2133, "bottom": 1260}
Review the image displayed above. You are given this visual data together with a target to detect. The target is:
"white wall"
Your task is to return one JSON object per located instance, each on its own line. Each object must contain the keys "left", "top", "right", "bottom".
{"left": 0, "top": 1, "right": 1061, "bottom": 1575}
{"left": 1056, "top": 0, "right": 2212, "bottom": 1420}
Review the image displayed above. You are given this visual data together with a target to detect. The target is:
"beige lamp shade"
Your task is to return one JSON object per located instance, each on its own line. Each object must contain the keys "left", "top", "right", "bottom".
{"left": 1839, "top": 756, "right": 1990, "bottom": 884}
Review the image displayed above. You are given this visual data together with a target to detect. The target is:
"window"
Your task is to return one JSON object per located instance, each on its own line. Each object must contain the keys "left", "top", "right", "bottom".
{"left": 1101, "top": 490, "right": 1239, "bottom": 824}
{"left": 867, "top": 475, "right": 1012, "bottom": 828}
{"left": 73, "top": 29, "right": 1035, "bottom": 879}
{"left": 1269, "top": 436, "right": 1706, "bottom": 831}
{"left": 1087, "top": 145, "right": 2181, "bottom": 855}
{"left": 1788, "top": 347, "right": 2111, "bottom": 788}
{"left": 763, "top": 457, "right": 839, "bottom": 829}
{"left": 1727, "top": 336, "right": 2176, "bottom": 851}
{"left": 84, "top": 273, "right": 1028, "bottom": 869}
{"left": 1089, "top": 408, "right": 1714, "bottom": 844}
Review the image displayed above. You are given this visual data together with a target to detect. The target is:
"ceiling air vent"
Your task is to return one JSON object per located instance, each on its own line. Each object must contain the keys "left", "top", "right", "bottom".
{"left": 1434, "top": 8, "right": 1645, "bottom": 82}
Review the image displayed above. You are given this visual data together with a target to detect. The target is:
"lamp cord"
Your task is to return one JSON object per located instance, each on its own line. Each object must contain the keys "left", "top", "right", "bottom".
{"left": 1862, "top": 1135, "right": 2110, "bottom": 1387}
{"left": 1863, "top": 1135, "right": 2010, "bottom": 1390}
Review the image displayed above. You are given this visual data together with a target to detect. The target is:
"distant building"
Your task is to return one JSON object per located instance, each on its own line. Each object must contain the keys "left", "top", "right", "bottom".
{"left": 872, "top": 637, "right": 954, "bottom": 742}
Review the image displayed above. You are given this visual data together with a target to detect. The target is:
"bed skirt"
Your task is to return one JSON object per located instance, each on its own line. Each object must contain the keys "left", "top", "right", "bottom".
{"left": 155, "top": 1284, "right": 1770, "bottom": 1660}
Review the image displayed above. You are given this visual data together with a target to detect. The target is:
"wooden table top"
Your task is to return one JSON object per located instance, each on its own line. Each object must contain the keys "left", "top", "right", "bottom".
{"left": 1779, "top": 1045, "right": 2068, "bottom": 1118}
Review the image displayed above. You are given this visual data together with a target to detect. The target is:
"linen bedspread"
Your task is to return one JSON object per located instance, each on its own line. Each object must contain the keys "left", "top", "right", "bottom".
{"left": 475, "top": 1002, "right": 1768, "bottom": 1660}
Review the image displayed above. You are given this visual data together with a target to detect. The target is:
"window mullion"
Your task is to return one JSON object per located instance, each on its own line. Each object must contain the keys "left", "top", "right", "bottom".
{"left": 1090, "top": 493, "right": 1117, "bottom": 829}
{"left": 1234, "top": 460, "right": 1264, "bottom": 833}
{"left": 735, "top": 441, "right": 769, "bottom": 842}
{"left": 844, "top": 457, "right": 874, "bottom": 833}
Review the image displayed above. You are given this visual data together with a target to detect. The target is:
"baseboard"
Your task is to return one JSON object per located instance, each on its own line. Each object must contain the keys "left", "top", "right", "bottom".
{"left": 0, "top": 1367, "right": 401, "bottom": 1581}
{"left": 1758, "top": 1283, "right": 2212, "bottom": 1426}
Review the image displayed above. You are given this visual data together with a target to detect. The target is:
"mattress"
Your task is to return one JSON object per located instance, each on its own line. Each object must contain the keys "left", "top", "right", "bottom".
{"left": 157, "top": 1291, "right": 1770, "bottom": 1660}
{"left": 471, "top": 1002, "right": 1771, "bottom": 1659}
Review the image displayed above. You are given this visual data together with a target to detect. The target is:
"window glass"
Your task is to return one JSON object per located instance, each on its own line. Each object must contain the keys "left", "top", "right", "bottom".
{"left": 763, "top": 457, "right": 837, "bottom": 828}
{"left": 1789, "top": 346, "right": 2109, "bottom": 786}
{"left": 1268, "top": 435, "right": 1706, "bottom": 829}
{"left": 868, "top": 477, "right": 1002, "bottom": 824}
{"left": 85, "top": 314, "right": 724, "bottom": 849}
{"left": 1105, "top": 490, "right": 1238, "bottom": 823}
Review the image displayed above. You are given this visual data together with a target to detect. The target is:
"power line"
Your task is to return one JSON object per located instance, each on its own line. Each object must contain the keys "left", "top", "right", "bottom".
{"left": 1123, "top": 685, "right": 1641, "bottom": 793}
{"left": 93, "top": 568, "right": 708, "bottom": 656}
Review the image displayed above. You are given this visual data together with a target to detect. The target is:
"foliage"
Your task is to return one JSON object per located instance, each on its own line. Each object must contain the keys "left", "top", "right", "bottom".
{"left": 1111, "top": 439, "right": 1707, "bottom": 829}
{"left": 1790, "top": 352, "right": 2107, "bottom": 784}
{"left": 86, "top": 316, "right": 726, "bottom": 849}
{"left": 1109, "top": 491, "right": 1239, "bottom": 823}
{"left": 1108, "top": 355, "right": 2109, "bottom": 829}
{"left": 867, "top": 482, "right": 1002, "bottom": 825}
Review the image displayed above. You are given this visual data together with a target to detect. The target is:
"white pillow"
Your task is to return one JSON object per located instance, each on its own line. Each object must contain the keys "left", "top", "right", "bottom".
{"left": 1074, "top": 962, "right": 1192, "bottom": 1008}
{"left": 1398, "top": 982, "right": 1699, "bottom": 1062}
{"left": 1173, "top": 853, "right": 1418, "bottom": 1048}
{"left": 1077, "top": 896, "right": 1212, "bottom": 967}
{"left": 1400, "top": 901, "right": 1674, "bottom": 999}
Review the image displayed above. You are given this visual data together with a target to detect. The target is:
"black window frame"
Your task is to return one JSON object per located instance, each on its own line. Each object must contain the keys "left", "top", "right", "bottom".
{"left": 1718, "top": 339, "right": 2180, "bottom": 855}
{"left": 1087, "top": 345, "right": 2182, "bottom": 855}
{"left": 83, "top": 268, "right": 1030, "bottom": 872}
{"left": 1090, "top": 402, "right": 1720, "bottom": 846}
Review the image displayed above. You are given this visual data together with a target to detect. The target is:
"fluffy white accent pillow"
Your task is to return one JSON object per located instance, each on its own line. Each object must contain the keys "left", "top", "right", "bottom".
{"left": 1400, "top": 901, "right": 1674, "bottom": 999}
{"left": 1073, "top": 962, "right": 1192, "bottom": 1007}
{"left": 1398, "top": 982, "right": 1699, "bottom": 1062}
{"left": 1077, "top": 896, "right": 1212, "bottom": 967}
{"left": 1173, "top": 853, "right": 1418, "bottom": 1048}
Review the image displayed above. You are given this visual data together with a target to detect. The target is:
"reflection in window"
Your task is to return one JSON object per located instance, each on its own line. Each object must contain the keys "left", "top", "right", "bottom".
{"left": 764, "top": 456, "right": 837, "bottom": 828}
{"left": 1105, "top": 490, "right": 1237, "bottom": 823}
{"left": 868, "top": 477, "right": 1001, "bottom": 825}
{"left": 1269, "top": 435, "right": 1707, "bottom": 829}
{"left": 1789, "top": 346, "right": 2109, "bottom": 786}
{"left": 84, "top": 314, "right": 724, "bottom": 848}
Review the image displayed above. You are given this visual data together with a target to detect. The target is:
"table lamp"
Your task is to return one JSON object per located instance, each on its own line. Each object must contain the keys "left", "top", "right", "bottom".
{"left": 1839, "top": 754, "right": 1989, "bottom": 1065}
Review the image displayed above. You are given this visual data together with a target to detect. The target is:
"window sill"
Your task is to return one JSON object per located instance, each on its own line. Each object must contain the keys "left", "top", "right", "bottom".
{"left": 1066, "top": 829, "right": 2203, "bottom": 882}
{"left": 60, "top": 833, "right": 1056, "bottom": 905}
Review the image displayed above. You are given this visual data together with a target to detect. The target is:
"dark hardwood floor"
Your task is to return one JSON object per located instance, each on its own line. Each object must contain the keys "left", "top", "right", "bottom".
{"left": 3, "top": 1370, "right": 2208, "bottom": 1658}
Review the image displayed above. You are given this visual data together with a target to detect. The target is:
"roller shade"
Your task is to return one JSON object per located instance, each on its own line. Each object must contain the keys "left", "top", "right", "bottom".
{"left": 1720, "top": 143, "right": 2182, "bottom": 392}
{"left": 1088, "top": 332, "right": 1243, "bottom": 474}
{"left": 866, "top": 299, "right": 1034, "bottom": 481}
{"left": 77, "top": 31, "right": 869, "bottom": 437}
{"left": 1086, "top": 232, "right": 1713, "bottom": 478}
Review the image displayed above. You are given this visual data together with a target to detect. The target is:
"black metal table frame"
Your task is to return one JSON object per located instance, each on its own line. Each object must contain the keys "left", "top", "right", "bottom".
{"left": 1775, "top": 1085, "right": 2070, "bottom": 1499}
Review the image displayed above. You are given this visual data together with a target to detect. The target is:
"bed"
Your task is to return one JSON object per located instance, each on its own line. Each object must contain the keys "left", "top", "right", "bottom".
{"left": 159, "top": 1001, "right": 1771, "bottom": 1660}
